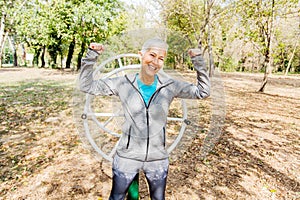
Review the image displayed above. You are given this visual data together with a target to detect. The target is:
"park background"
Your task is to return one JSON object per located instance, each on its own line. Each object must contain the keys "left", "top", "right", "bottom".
{"left": 0, "top": 0, "right": 299, "bottom": 199}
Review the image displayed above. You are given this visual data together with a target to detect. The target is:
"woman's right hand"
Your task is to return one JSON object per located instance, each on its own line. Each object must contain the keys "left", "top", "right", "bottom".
{"left": 188, "top": 49, "right": 202, "bottom": 58}
{"left": 89, "top": 43, "right": 104, "bottom": 54}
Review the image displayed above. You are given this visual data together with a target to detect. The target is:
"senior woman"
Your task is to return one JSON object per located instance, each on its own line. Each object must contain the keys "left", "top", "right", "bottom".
{"left": 79, "top": 38, "right": 210, "bottom": 200}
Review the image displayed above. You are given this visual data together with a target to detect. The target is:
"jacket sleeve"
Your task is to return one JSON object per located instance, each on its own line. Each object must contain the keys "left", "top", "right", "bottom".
{"left": 192, "top": 55, "right": 210, "bottom": 98}
{"left": 174, "top": 55, "right": 210, "bottom": 99}
{"left": 79, "top": 48, "right": 117, "bottom": 96}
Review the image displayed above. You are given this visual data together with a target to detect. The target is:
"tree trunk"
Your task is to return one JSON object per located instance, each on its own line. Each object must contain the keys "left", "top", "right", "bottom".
{"left": 33, "top": 47, "right": 41, "bottom": 67}
{"left": 48, "top": 45, "right": 58, "bottom": 68}
{"left": 66, "top": 37, "right": 76, "bottom": 69}
{"left": 13, "top": 50, "right": 18, "bottom": 67}
{"left": 8, "top": 35, "right": 18, "bottom": 67}
{"left": 258, "top": 60, "right": 271, "bottom": 92}
{"left": 41, "top": 46, "right": 46, "bottom": 68}
{"left": 77, "top": 41, "right": 86, "bottom": 71}
{"left": 285, "top": 38, "right": 298, "bottom": 76}
{"left": 0, "top": 32, "right": 8, "bottom": 67}
{"left": 48, "top": 35, "right": 62, "bottom": 68}
{"left": 0, "top": 12, "right": 6, "bottom": 68}
{"left": 258, "top": 37, "right": 272, "bottom": 92}
{"left": 257, "top": 0, "right": 275, "bottom": 92}
{"left": 205, "top": 0, "right": 215, "bottom": 77}
{"left": 60, "top": 51, "right": 63, "bottom": 69}
{"left": 208, "top": 24, "right": 214, "bottom": 77}
{"left": 21, "top": 44, "right": 26, "bottom": 65}
{"left": 0, "top": 1, "right": 27, "bottom": 68}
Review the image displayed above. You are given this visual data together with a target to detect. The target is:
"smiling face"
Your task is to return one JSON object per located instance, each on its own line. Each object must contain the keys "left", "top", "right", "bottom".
{"left": 139, "top": 47, "right": 166, "bottom": 78}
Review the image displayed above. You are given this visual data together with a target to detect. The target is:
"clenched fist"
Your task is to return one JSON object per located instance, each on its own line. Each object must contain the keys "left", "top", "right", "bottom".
{"left": 89, "top": 43, "right": 105, "bottom": 54}
{"left": 188, "top": 49, "right": 202, "bottom": 58}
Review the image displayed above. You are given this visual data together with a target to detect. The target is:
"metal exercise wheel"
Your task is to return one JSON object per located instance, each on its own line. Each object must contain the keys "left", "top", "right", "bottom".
{"left": 81, "top": 54, "right": 189, "bottom": 162}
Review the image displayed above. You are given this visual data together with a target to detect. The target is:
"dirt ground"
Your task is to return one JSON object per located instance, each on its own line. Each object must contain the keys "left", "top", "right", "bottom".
{"left": 0, "top": 67, "right": 299, "bottom": 200}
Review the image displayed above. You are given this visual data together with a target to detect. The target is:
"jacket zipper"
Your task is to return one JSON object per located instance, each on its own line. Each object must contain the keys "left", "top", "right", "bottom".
{"left": 145, "top": 108, "right": 150, "bottom": 160}
{"left": 126, "top": 126, "right": 131, "bottom": 149}
{"left": 163, "top": 127, "right": 166, "bottom": 148}
{"left": 144, "top": 87, "right": 166, "bottom": 161}
{"left": 126, "top": 75, "right": 173, "bottom": 161}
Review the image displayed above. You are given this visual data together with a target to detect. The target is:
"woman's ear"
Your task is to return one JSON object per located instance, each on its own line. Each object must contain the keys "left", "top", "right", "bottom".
{"left": 138, "top": 51, "right": 143, "bottom": 60}
{"left": 138, "top": 51, "right": 143, "bottom": 57}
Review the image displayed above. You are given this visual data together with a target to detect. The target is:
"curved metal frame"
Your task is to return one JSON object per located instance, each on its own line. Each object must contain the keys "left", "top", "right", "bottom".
{"left": 82, "top": 54, "right": 188, "bottom": 162}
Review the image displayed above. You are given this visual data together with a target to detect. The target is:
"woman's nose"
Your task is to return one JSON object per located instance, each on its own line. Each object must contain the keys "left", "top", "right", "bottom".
{"left": 152, "top": 57, "right": 159, "bottom": 65}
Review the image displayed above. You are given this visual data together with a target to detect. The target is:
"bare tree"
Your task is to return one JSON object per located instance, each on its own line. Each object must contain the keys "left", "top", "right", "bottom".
{"left": 0, "top": 0, "right": 28, "bottom": 68}
{"left": 257, "top": 0, "right": 275, "bottom": 92}
{"left": 285, "top": 35, "right": 299, "bottom": 76}
{"left": 0, "top": 11, "right": 7, "bottom": 67}
{"left": 205, "top": 0, "right": 215, "bottom": 77}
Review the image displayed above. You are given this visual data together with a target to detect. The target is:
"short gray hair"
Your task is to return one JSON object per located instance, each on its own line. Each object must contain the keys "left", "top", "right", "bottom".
{"left": 141, "top": 38, "right": 168, "bottom": 53}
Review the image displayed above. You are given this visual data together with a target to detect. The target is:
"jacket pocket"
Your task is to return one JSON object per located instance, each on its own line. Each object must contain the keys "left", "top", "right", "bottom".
{"left": 126, "top": 126, "right": 132, "bottom": 149}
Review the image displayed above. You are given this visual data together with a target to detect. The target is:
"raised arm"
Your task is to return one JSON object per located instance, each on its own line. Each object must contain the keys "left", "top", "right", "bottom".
{"left": 79, "top": 43, "right": 116, "bottom": 96}
{"left": 189, "top": 49, "right": 210, "bottom": 99}
{"left": 173, "top": 49, "right": 210, "bottom": 99}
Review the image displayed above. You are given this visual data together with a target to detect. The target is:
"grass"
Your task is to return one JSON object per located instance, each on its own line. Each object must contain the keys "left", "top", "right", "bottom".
{"left": 0, "top": 80, "right": 73, "bottom": 185}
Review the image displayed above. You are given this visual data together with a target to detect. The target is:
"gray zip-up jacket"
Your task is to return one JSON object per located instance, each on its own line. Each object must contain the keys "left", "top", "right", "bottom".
{"left": 79, "top": 49, "right": 210, "bottom": 162}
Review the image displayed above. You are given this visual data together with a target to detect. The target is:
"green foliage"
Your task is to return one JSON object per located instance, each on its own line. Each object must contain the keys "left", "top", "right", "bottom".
{"left": 161, "top": 0, "right": 299, "bottom": 74}
{"left": 1, "top": 0, "right": 299, "bottom": 73}
{"left": 231, "top": 0, "right": 299, "bottom": 72}
{"left": 164, "top": 0, "right": 205, "bottom": 46}
{"left": 158, "top": 0, "right": 206, "bottom": 69}
{"left": 10, "top": 0, "right": 127, "bottom": 69}
{"left": 1, "top": 46, "right": 13, "bottom": 64}
{"left": 218, "top": 56, "right": 236, "bottom": 72}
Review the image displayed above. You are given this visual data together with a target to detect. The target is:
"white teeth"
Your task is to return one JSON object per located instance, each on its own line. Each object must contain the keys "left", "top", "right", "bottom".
{"left": 149, "top": 65, "right": 157, "bottom": 70}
